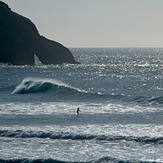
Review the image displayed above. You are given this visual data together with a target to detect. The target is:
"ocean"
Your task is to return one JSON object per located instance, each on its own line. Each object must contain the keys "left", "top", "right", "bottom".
{"left": 0, "top": 48, "right": 163, "bottom": 163}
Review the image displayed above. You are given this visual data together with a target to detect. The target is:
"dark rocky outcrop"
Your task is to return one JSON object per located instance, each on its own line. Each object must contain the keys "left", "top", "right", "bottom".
{"left": 0, "top": 1, "right": 79, "bottom": 65}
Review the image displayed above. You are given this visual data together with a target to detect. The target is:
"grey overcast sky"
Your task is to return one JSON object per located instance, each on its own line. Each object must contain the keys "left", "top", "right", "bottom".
{"left": 2, "top": 0, "right": 163, "bottom": 47}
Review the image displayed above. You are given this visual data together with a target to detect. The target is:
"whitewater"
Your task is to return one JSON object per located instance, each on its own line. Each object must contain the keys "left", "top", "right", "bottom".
{"left": 0, "top": 48, "right": 163, "bottom": 163}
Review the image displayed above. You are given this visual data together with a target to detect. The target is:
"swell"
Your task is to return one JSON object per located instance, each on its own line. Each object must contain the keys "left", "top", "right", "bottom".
{"left": 11, "top": 77, "right": 163, "bottom": 105}
{"left": 128, "top": 96, "right": 163, "bottom": 106}
{"left": 0, "top": 130, "right": 163, "bottom": 145}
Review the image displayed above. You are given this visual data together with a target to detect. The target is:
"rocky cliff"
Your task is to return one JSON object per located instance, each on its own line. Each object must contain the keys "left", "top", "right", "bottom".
{"left": 0, "top": 1, "right": 79, "bottom": 65}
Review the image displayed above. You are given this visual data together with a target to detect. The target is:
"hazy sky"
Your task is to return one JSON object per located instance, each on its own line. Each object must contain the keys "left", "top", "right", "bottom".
{"left": 3, "top": 0, "right": 163, "bottom": 47}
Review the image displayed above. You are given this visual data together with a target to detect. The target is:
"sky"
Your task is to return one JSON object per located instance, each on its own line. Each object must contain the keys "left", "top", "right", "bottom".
{"left": 2, "top": 0, "right": 163, "bottom": 47}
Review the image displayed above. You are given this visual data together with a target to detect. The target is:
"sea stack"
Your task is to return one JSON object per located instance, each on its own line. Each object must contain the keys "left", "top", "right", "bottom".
{"left": 0, "top": 1, "right": 79, "bottom": 65}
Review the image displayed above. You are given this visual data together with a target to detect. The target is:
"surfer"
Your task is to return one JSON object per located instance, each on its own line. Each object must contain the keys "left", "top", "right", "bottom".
{"left": 77, "top": 107, "right": 81, "bottom": 116}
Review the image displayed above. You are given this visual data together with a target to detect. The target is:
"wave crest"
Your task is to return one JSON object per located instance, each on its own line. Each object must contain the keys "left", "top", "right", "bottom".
{"left": 12, "top": 77, "right": 80, "bottom": 94}
{"left": 11, "top": 77, "right": 124, "bottom": 102}
{"left": 11, "top": 78, "right": 163, "bottom": 105}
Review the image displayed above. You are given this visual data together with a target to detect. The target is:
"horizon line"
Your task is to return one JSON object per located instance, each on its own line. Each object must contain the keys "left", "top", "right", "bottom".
{"left": 68, "top": 46, "right": 163, "bottom": 48}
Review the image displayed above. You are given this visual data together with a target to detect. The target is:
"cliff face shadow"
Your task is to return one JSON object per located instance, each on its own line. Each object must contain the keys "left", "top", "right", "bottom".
{"left": 0, "top": 1, "right": 79, "bottom": 65}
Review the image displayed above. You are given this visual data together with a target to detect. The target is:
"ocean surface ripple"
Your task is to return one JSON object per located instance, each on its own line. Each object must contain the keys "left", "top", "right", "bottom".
{"left": 0, "top": 48, "right": 163, "bottom": 162}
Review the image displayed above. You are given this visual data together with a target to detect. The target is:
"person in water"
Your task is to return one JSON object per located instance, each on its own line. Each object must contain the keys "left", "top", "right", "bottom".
{"left": 77, "top": 107, "right": 81, "bottom": 116}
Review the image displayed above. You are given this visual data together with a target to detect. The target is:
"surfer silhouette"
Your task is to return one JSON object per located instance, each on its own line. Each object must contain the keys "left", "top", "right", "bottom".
{"left": 77, "top": 107, "right": 81, "bottom": 117}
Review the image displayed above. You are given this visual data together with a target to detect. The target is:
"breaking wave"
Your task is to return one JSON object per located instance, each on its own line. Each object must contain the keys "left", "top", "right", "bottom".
{"left": 11, "top": 77, "right": 163, "bottom": 105}
{"left": 11, "top": 77, "right": 124, "bottom": 102}
{"left": 12, "top": 77, "right": 80, "bottom": 94}
{"left": 0, "top": 130, "right": 163, "bottom": 145}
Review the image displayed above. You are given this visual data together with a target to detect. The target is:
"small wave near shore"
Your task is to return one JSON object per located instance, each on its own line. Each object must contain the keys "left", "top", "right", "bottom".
{"left": 0, "top": 130, "right": 163, "bottom": 145}
{"left": 0, "top": 157, "right": 160, "bottom": 163}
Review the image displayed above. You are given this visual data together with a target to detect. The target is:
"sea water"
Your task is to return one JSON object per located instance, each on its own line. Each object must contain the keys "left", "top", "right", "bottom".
{"left": 0, "top": 48, "right": 163, "bottom": 163}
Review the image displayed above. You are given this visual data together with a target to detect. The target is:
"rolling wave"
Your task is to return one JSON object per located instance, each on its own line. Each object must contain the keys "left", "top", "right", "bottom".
{"left": 11, "top": 77, "right": 123, "bottom": 102}
{"left": 0, "top": 159, "right": 70, "bottom": 163}
{"left": 0, "top": 157, "right": 157, "bottom": 163}
{"left": 0, "top": 130, "right": 163, "bottom": 145}
{"left": 11, "top": 77, "right": 163, "bottom": 105}
{"left": 12, "top": 77, "right": 80, "bottom": 94}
